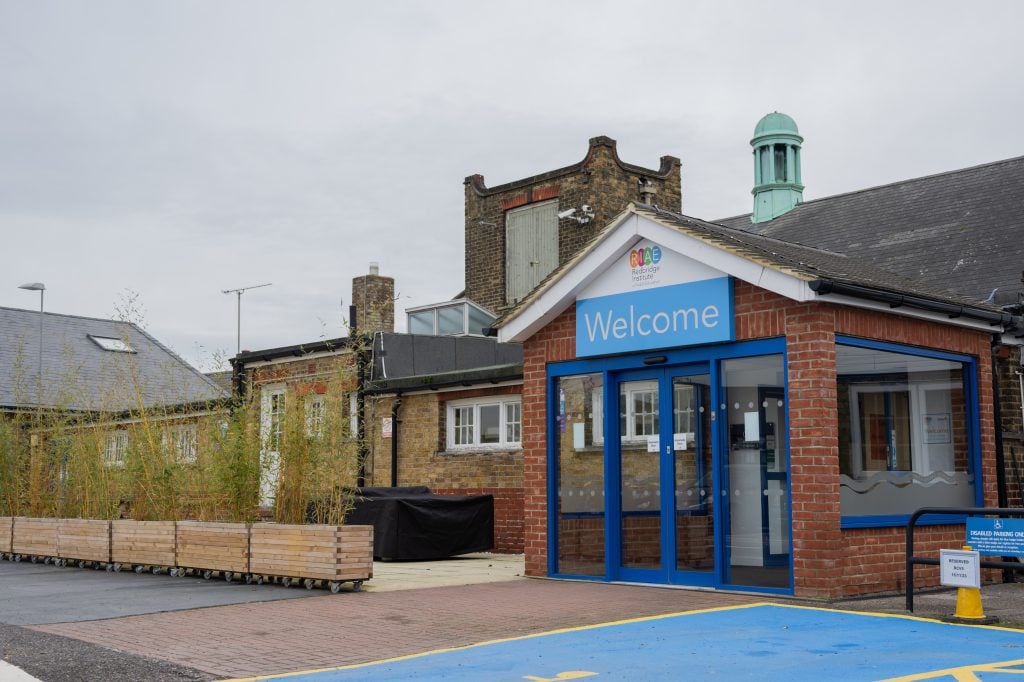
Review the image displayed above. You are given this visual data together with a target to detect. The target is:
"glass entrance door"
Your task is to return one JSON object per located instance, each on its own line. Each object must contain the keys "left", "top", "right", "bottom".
{"left": 721, "top": 355, "right": 791, "bottom": 589}
{"left": 615, "top": 365, "right": 713, "bottom": 585}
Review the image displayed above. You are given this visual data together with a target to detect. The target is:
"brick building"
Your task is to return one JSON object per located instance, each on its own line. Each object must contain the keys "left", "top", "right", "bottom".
{"left": 232, "top": 267, "right": 527, "bottom": 551}
{"left": 491, "top": 113, "right": 1024, "bottom": 599}
{"left": 464, "top": 135, "right": 681, "bottom": 315}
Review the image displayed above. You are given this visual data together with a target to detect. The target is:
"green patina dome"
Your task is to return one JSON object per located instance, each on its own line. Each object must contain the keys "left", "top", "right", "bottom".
{"left": 753, "top": 111, "right": 799, "bottom": 137}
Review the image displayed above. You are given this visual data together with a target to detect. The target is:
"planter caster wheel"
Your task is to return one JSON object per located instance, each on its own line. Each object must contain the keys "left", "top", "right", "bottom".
{"left": 152, "top": 566, "right": 162, "bottom": 575}
{"left": 134, "top": 565, "right": 145, "bottom": 574}
{"left": 79, "top": 560, "right": 87, "bottom": 568}
{"left": 43, "top": 557, "right": 51, "bottom": 565}
{"left": 255, "top": 575, "right": 264, "bottom": 585}
{"left": 329, "top": 581, "right": 341, "bottom": 594}
{"left": 30, "top": 556, "right": 37, "bottom": 564}
{"left": 224, "top": 572, "right": 233, "bottom": 584}
{"left": 281, "top": 577, "right": 292, "bottom": 588}
{"left": 304, "top": 579, "right": 315, "bottom": 590}
{"left": 202, "top": 570, "right": 213, "bottom": 580}
{"left": 112, "top": 563, "right": 122, "bottom": 572}
{"left": 352, "top": 581, "right": 363, "bottom": 593}
{"left": 244, "top": 574, "right": 253, "bottom": 585}
{"left": 14, "top": 555, "right": 22, "bottom": 563}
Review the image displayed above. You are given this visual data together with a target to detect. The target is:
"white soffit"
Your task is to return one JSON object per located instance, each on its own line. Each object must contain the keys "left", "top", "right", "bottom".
{"left": 500, "top": 213, "right": 815, "bottom": 343}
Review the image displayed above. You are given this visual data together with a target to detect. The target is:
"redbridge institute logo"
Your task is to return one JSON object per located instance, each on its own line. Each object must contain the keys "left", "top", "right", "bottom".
{"left": 628, "top": 245, "right": 662, "bottom": 284}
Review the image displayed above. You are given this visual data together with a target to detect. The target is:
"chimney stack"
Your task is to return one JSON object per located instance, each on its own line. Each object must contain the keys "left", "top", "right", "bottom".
{"left": 351, "top": 262, "right": 394, "bottom": 334}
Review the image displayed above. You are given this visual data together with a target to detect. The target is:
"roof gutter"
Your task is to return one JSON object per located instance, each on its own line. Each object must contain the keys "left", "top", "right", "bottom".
{"left": 809, "top": 279, "right": 1021, "bottom": 330}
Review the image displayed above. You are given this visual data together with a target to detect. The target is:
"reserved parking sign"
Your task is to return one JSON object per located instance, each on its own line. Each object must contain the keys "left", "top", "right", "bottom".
{"left": 939, "top": 548, "right": 981, "bottom": 589}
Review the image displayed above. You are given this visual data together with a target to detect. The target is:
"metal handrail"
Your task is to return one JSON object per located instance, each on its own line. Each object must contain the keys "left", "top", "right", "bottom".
{"left": 905, "top": 506, "right": 1024, "bottom": 613}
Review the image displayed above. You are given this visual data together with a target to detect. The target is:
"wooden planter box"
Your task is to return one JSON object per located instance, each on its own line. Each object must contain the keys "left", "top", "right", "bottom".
{"left": 0, "top": 516, "right": 13, "bottom": 554}
{"left": 176, "top": 521, "right": 250, "bottom": 574}
{"left": 12, "top": 517, "right": 59, "bottom": 558}
{"left": 58, "top": 519, "right": 111, "bottom": 563}
{"left": 111, "top": 520, "right": 176, "bottom": 567}
{"left": 250, "top": 523, "right": 373, "bottom": 583}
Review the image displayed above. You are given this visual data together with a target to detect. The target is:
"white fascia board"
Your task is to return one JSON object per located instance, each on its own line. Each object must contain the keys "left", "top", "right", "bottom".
{"left": 999, "top": 332, "right": 1024, "bottom": 347}
{"left": 500, "top": 213, "right": 815, "bottom": 343}
{"left": 241, "top": 347, "right": 351, "bottom": 369}
{"left": 815, "top": 293, "right": 1003, "bottom": 334}
{"left": 632, "top": 217, "right": 815, "bottom": 303}
{"left": 373, "top": 379, "right": 524, "bottom": 398}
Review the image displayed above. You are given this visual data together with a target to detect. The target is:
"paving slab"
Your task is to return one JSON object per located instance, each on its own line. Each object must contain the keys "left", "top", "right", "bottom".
{"left": 366, "top": 552, "right": 523, "bottom": 591}
{"left": 33, "top": 579, "right": 763, "bottom": 679}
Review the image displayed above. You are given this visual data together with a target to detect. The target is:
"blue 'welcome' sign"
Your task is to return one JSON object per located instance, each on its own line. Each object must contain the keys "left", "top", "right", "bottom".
{"left": 576, "top": 277, "right": 734, "bottom": 357}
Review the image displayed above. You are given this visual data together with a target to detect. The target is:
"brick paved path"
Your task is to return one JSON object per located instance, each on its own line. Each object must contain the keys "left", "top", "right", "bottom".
{"left": 33, "top": 579, "right": 766, "bottom": 679}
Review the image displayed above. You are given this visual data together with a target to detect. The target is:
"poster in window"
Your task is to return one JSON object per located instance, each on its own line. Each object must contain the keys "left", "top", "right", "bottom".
{"left": 924, "top": 413, "right": 951, "bottom": 445}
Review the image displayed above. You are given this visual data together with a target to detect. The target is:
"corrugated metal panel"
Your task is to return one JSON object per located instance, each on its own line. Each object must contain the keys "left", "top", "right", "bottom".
{"left": 505, "top": 200, "right": 558, "bottom": 303}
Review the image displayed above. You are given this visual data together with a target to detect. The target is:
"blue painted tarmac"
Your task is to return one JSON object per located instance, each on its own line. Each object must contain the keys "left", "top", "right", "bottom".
{"left": 239, "top": 603, "right": 1024, "bottom": 682}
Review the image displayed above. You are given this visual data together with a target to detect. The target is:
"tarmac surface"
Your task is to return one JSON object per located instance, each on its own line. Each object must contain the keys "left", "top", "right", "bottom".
{"left": 2, "top": 554, "right": 1024, "bottom": 681}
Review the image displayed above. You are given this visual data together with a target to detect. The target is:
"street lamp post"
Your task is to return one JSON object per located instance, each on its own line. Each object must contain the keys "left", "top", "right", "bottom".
{"left": 18, "top": 282, "right": 45, "bottom": 407}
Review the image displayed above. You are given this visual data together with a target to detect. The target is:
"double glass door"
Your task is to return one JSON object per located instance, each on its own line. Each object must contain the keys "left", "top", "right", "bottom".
{"left": 615, "top": 366, "right": 714, "bottom": 585}
{"left": 612, "top": 357, "right": 791, "bottom": 589}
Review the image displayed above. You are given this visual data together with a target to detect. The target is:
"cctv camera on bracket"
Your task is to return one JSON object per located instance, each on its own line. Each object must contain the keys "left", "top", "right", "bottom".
{"left": 557, "top": 208, "right": 577, "bottom": 219}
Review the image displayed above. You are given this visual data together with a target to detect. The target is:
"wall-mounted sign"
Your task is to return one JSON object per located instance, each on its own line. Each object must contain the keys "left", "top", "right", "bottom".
{"left": 576, "top": 278, "right": 733, "bottom": 357}
{"left": 966, "top": 517, "right": 1024, "bottom": 557}
{"left": 575, "top": 240, "right": 734, "bottom": 357}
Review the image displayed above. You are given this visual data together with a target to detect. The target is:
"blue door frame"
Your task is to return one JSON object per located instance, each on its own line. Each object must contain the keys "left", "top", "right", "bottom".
{"left": 546, "top": 338, "right": 793, "bottom": 594}
{"left": 612, "top": 364, "right": 714, "bottom": 586}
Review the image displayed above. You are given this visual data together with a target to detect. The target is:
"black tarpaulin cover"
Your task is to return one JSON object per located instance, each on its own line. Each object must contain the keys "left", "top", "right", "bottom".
{"left": 345, "top": 487, "right": 494, "bottom": 560}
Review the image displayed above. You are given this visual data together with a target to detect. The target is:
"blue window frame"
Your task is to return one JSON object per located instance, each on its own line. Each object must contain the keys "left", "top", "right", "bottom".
{"left": 835, "top": 336, "right": 981, "bottom": 528}
{"left": 546, "top": 337, "right": 791, "bottom": 595}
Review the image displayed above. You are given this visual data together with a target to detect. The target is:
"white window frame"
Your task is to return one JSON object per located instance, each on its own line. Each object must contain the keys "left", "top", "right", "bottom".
{"left": 164, "top": 424, "right": 198, "bottom": 465}
{"left": 104, "top": 430, "right": 128, "bottom": 467}
{"left": 847, "top": 379, "right": 961, "bottom": 479}
{"left": 261, "top": 385, "right": 286, "bottom": 452}
{"left": 259, "top": 384, "right": 286, "bottom": 507}
{"left": 305, "top": 394, "right": 326, "bottom": 437}
{"left": 593, "top": 380, "right": 660, "bottom": 446}
{"left": 446, "top": 396, "right": 522, "bottom": 451}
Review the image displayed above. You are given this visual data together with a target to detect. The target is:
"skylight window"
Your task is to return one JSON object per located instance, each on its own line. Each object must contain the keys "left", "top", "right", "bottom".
{"left": 88, "top": 335, "right": 135, "bottom": 353}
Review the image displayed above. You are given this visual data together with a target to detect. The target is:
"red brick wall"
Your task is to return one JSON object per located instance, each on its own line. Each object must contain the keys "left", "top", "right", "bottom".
{"left": 522, "top": 304, "right": 578, "bottom": 576}
{"left": 433, "top": 487, "right": 524, "bottom": 554}
{"left": 521, "top": 281, "right": 998, "bottom": 598}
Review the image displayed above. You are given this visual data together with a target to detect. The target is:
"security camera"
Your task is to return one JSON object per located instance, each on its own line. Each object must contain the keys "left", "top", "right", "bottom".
{"left": 580, "top": 204, "right": 594, "bottom": 215}
{"left": 557, "top": 208, "right": 577, "bottom": 219}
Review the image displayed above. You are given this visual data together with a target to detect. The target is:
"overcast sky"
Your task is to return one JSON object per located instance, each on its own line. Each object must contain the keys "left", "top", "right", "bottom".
{"left": 2, "top": 1, "right": 1023, "bottom": 372}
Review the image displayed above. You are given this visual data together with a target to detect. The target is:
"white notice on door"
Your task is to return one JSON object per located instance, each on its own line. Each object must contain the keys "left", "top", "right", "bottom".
{"left": 646, "top": 436, "right": 660, "bottom": 453}
{"left": 673, "top": 433, "right": 688, "bottom": 450}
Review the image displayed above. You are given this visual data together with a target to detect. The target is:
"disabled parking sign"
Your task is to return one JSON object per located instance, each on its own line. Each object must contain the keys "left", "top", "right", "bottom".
{"left": 966, "top": 517, "right": 1024, "bottom": 556}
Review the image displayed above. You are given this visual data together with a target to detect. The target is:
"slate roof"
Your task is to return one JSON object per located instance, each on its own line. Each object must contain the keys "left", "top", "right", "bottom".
{"left": 639, "top": 204, "right": 1001, "bottom": 307}
{"left": 369, "top": 332, "right": 522, "bottom": 392}
{"left": 0, "top": 307, "right": 227, "bottom": 412}
{"left": 716, "top": 155, "right": 1024, "bottom": 307}
{"left": 495, "top": 203, "right": 1012, "bottom": 332}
